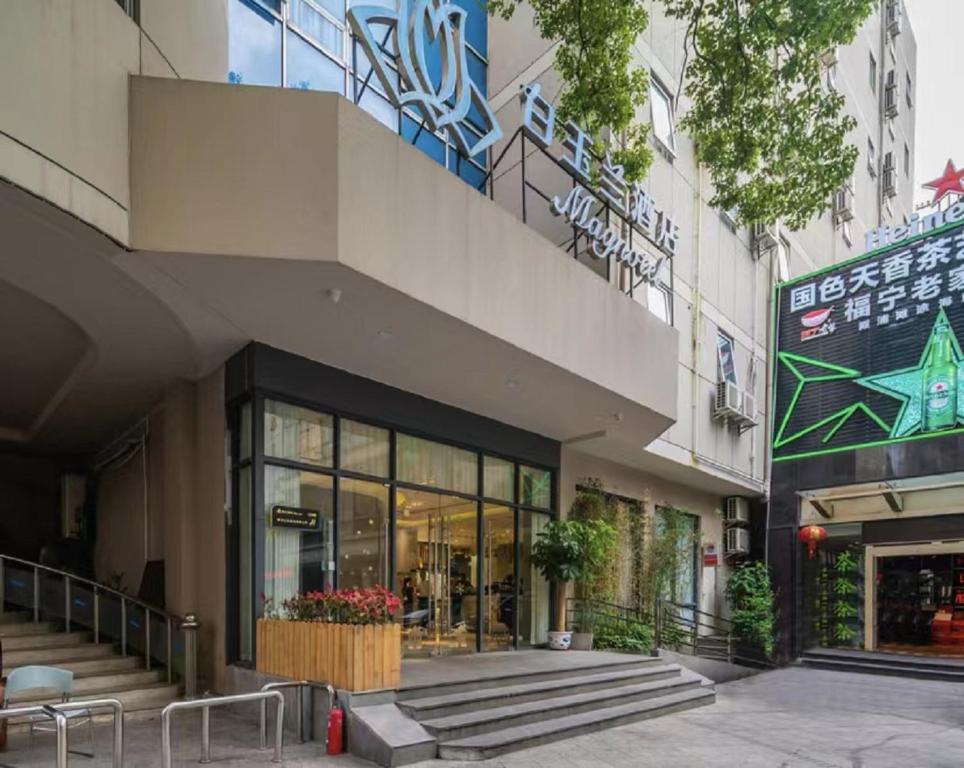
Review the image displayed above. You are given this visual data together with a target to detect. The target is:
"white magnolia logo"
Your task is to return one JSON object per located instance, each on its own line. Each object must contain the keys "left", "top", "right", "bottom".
{"left": 348, "top": 0, "right": 502, "bottom": 158}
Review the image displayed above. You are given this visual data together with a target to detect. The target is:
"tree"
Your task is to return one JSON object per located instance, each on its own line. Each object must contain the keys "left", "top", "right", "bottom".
{"left": 488, "top": 0, "right": 877, "bottom": 229}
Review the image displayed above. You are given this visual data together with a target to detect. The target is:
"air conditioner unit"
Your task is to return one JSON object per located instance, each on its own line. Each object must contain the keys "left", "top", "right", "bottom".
{"left": 818, "top": 48, "right": 838, "bottom": 68}
{"left": 740, "top": 392, "right": 758, "bottom": 427}
{"left": 714, "top": 381, "right": 743, "bottom": 421}
{"left": 832, "top": 185, "right": 854, "bottom": 224}
{"left": 752, "top": 222, "right": 779, "bottom": 253}
{"left": 725, "top": 497, "right": 751, "bottom": 525}
{"left": 725, "top": 527, "right": 750, "bottom": 557}
{"left": 886, "top": 0, "right": 902, "bottom": 36}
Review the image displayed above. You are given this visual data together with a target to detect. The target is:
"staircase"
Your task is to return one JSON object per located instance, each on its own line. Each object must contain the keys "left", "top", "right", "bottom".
{"left": 800, "top": 647, "right": 964, "bottom": 682}
{"left": 1, "top": 610, "right": 180, "bottom": 723}
{"left": 396, "top": 655, "right": 715, "bottom": 761}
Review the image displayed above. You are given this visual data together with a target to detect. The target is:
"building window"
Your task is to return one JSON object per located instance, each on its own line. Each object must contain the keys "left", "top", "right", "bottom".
{"left": 867, "top": 137, "right": 877, "bottom": 177}
{"left": 113, "top": 0, "right": 140, "bottom": 22}
{"left": 906, "top": 72, "right": 913, "bottom": 108}
{"left": 650, "top": 78, "right": 677, "bottom": 155}
{"left": 646, "top": 282, "right": 671, "bottom": 324}
{"left": 869, "top": 51, "right": 877, "bottom": 94}
{"left": 776, "top": 237, "right": 791, "bottom": 283}
{"left": 842, "top": 219, "right": 854, "bottom": 247}
{"left": 825, "top": 60, "right": 838, "bottom": 91}
{"left": 904, "top": 143, "right": 911, "bottom": 178}
{"left": 717, "top": 332, "right": 738, "bottom": 386}
{"left": 263, "top": 400, "right": 334, "bottom": 467}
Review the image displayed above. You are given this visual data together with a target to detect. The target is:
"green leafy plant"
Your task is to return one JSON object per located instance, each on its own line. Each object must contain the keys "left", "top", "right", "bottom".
{"left": 488, "top": 0, "right": 876, "bottom": 228}
{"left": 594, "top": 620, "right": 654, "bottom": 652}
{"left": 640, "top": 507, "right": 697, "bottom": 617}
{"left": 725, "top": 561, "right": 777, "bottom": 658}
{"left": 829, "top": 547, "right": 862, "bottom": 647}
{"left": 570, "top": 480, "right": 621, "bottom": 601}
{"left": 531, "top": 518, "right": 617, "bottom": 632}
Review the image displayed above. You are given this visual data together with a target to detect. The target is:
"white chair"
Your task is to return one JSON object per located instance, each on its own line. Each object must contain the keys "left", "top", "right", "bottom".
{"left": 3, "top": 665, "right": 94, "bottom": 758}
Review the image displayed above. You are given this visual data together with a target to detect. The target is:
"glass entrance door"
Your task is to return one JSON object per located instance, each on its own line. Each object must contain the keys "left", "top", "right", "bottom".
{"left": 396, "top": 490, "right": 478, "bottom": 656}
{"left": 482, "top": 505, "right": 515, "bottom": 651}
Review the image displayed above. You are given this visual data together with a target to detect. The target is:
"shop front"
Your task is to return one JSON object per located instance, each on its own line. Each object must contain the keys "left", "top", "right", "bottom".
{"left": 767, "top": 214, "right": 964, "bottom": 659}
{"left": 227, "top": 343, "right": 557, "bottom": 662}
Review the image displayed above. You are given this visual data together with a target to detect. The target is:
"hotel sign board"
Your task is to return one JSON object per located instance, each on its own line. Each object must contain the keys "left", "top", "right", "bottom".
{"left": 773, "top": 219, "right": 964, "bottom": 462}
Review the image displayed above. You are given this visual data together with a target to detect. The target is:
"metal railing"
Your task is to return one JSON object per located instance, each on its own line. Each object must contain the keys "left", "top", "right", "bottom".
{"left": 161, "top": 690, "right": 285, "bottom": 767}
{"left": 0, "top": 554, "right": 198, "bottom": 692}
{"left": 258, "top": 680, "right": 335, "bottom": 748}
{"left": 656, "top": 599, "right": 775, "bottom": 668}
{"left": 0, "top": 698, "right": 124, "bottom": 768}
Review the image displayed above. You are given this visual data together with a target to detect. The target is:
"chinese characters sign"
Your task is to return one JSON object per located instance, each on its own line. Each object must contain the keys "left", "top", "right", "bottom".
{"left": 773, "top": 221, "right": 964, "bottom": 462}
{"left": 519, "top": 84, "right": 678, "bottom": 285}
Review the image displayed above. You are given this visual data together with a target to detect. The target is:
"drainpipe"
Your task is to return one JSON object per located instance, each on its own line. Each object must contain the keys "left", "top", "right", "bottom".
{"left": 690, "top": 163, "right": 704, "bottom": 466}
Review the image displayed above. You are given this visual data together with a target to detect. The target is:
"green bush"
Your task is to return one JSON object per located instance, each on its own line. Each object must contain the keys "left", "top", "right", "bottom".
{"left": 593, "top": 621, "right": 654, "bottom": 652}
{"left": 725, "top": 561, "right": 777, "bottom": 658}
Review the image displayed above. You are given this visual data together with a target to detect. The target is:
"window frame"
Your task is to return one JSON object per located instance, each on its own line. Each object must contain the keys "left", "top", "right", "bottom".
{"left": 649, "top": 77, "right": 678, "bottom": 156}
{"left": 716, "top": 331, "right": 739, "bottom": 386}
{"left": 869, "top": 51, "right": 877, "bottom": 94}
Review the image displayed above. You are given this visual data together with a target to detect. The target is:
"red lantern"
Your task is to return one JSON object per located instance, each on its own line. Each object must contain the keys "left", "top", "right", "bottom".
{"left": 799, "top": 524, "right": 827, "bottom": 559}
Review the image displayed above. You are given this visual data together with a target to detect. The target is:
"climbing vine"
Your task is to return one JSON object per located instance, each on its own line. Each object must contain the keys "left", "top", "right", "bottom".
{"left": 488, "top": 0, "right": 877, "bottom": 228}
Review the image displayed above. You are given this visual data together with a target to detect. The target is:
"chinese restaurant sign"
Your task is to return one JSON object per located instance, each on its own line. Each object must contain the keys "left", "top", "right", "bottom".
{"left": 773, "top": 220, "right": 964, "bottom": 462}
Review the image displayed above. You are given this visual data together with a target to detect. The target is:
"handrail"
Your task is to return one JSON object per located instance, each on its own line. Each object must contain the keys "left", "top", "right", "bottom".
{"left": 161, "top": 690, "right": 285, "bottom": 767}
{"left": 0, "top": 698, "right": 124, "bottom": 768}
{"left": 656, "top": 599, "right": 775, "bottom": 669}
{"left": 0, "top": 554, "right": 197, "bottom": 689}
{"left": 660, "top": 599, "right": 735, "bottom": 629}
{"left": 258, "top": 680, "right": 336, "bottom": 748}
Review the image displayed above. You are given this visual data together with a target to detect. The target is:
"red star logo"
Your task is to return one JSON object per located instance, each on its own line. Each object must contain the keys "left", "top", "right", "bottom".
{"left": 923, "top": 159, "right": 964, "bottom": 205}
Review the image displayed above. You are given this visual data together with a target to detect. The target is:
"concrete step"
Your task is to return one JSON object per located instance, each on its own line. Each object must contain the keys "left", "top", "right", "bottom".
{"left": 0, "top": 620, "right": 55, "bottom": 637}
{"left": 4, "top": 682, "right": 181, "bottom": 725}
{"left": 397, "top": 655, "right": 663, "bottom": 701}
{"left": 7, "top": 673, "right": 170, "bottom": 706}
{"left": 5, "top": 655, "right": 143, "bottom": 676}
{"left": 802, "top": 647, "right": 964, "bottom": 672}
{"left": 437, "top": 686, "right": 716, "bottom": 760}
{"left": 399, "top": 664, "right": 684, "bottom": 720}
{"left": 4, "top": 642, "right": 115, "bottom": 666}
{"left": 421, "top": 672, "right": 704, "bottom": 741}
{"left": 0, "top": 630, "right": 90, "bottom": 650}
{"left": 799, "top": 655, "right": 964, "bottom": 682}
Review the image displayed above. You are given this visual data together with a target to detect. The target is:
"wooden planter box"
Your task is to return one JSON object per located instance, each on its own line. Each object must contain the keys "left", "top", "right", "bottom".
{"left": 256, "top": 620, "right": 401, "bottom": 691}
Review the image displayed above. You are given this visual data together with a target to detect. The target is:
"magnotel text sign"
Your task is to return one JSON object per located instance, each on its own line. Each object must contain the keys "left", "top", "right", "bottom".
{"left": 551, "top": 187, "right": 668, "bottom": 283}
{"left": 519, "top": 83, "right": 680, "bottom": 286}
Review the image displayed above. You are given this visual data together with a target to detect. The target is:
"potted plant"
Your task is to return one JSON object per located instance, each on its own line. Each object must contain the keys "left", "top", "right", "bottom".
{"left": 532, "top": 518, "right": 616, "bottom": 650}
{"left": 257, "top": 586, "right": 402, "bottom": 690}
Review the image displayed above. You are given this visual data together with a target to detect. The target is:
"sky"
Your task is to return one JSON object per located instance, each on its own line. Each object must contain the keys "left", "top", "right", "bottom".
{"left": 905, "top": 0, "right": 964, "bottom": 207}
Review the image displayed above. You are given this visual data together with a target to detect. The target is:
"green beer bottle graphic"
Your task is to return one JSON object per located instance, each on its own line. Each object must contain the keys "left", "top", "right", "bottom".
{"left": 923, "top": 318, "right": 958, "bottom": 432}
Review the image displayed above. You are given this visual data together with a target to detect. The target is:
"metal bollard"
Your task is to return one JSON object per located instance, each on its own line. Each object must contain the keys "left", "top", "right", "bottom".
{"left": 181, "top": 613, "right": 200, "bottom": 699}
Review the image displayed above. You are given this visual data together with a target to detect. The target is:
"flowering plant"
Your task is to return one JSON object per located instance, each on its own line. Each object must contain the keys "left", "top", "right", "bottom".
{"left": 280, "top": 586, "right": 401, "bottom": 625}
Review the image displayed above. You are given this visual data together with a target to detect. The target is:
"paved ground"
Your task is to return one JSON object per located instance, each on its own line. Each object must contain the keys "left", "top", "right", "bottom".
{"left": 3, "top": 666, "right": 964, "bottom": 766}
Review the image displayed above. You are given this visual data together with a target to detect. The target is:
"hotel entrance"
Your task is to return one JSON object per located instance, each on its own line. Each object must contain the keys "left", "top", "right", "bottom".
{"left": 227, "top": 345, "right": 556, "bottom": 664}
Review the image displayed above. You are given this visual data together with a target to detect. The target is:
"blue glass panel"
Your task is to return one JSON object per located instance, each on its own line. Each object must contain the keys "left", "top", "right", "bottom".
{"left": 290, "top": 0, "right": 344, "bottom": 56}
{"left": 299, "top": 0, "right": 344, "bottom": 24}
{"left": 402, "top": 115, "right": 446, "bottom": 166}
{"left": 228, "top": 0, "right": 283, "bottom": 87}
{"left": 448, "top": 129, "right": 487, "bottom": 168}
{"left": 359, "top": 88, "right": 399, "bottom": 131}
{"left": 454, "top": 0, "right": 487, "bottom": 55}
{"left": 465, "top": 49, "right": 488, "bottom": 132}
{"left": 351, "top": 45, "right": 399, "bottom": 96}
{"left": 287, "top": 32, "right": 346, "bottom": 92}
{"left": 459, "top": 161, "right": 487, "bottom": 192}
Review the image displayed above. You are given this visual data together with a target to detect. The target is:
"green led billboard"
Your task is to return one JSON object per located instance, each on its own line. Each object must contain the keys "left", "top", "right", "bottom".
{"left": 772, "top": 219, "right": 964, "bottom": 462}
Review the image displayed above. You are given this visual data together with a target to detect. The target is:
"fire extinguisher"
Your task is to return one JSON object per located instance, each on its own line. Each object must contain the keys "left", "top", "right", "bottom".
{"left": 326, "top": 705, "right": 344, "bottom": 755}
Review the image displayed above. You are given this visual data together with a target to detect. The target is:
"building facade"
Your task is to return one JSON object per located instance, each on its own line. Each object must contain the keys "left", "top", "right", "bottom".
{"left": 0, "top": 0, "right": 918, "bottom": 691}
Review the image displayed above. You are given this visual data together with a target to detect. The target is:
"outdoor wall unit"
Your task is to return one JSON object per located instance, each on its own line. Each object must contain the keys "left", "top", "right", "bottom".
{"left": 832, "top": 184, "right": 855, "bottom": 224}
{"left": 724, "top": 527, "right": 750, "bottom": 557}
{"left": 740, "top": 392, "right": 758, "bottom": 428}
{"left": 886, "top": 0, "right": 902, "bottom": 37}
{"left": 714, "top": 380, "right": 743, "bottom": 422}
{"left": 725, "top": 497, "right": 751, "bottom": 525}
{"left": 883, "top": 153, "right": 898, "bottom": 198}
{"left": 752, "top": 222, "right": 780, "bottom": 255}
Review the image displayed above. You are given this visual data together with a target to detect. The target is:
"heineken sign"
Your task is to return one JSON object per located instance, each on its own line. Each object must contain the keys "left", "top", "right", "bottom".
{"left": 773, "top": 219, "right": 964, "bottom": 462}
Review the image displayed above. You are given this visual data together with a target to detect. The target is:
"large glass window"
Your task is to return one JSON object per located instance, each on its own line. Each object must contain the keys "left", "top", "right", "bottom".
{"left": 397, "top": 434, "right": 477, "bottom": 496}
{"left": 287, "top": 31, "right": 345, "bottom": 91}
{"left": 483, "top": 456, "right": 514, "bottom": 502}
{"left": 650, "top": 78, "right": 677, "bottom": 154}
{"left": 264, "top": 400, "right": 333, "bottom": 466}
{"left": 340, "top": 420, "right": 389, "bottom": 477}
{"left": 228, "top": 0, "right": 283, "bottom": 86}
{"left": 519, "top": 465, "right": 551, "bottom": 509}
{"left": 518, "top": 510, "right": 551, "bottom": 646}
{"left": 338, "top": 479, "right": 391, "bottom": 588}
{"left": 263, "top": 467, "right": 335, "bottom": 608}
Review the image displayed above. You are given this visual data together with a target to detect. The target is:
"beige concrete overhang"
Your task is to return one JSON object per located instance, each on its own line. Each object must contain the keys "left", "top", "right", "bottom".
{"left": 800, "top": 472, "right": 964, "bottom": 526}
{"left": 126, "top": 76, "right": 679, "bottom": 464}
